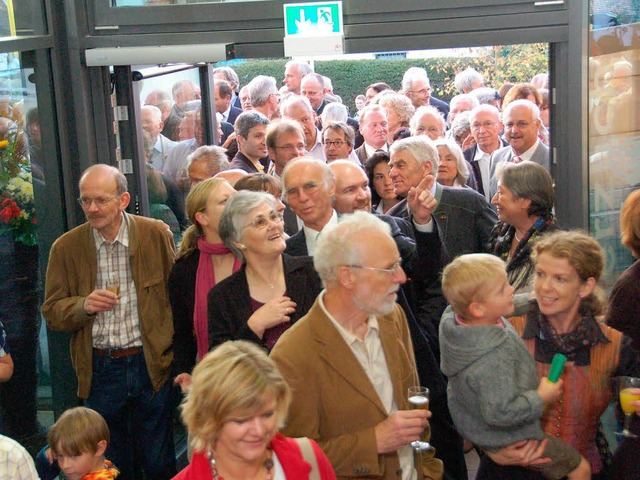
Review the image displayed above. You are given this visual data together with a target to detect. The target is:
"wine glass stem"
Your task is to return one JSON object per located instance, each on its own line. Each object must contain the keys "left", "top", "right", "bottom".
{"left": 623, "top": 413, "right": 632, "bottom": 434}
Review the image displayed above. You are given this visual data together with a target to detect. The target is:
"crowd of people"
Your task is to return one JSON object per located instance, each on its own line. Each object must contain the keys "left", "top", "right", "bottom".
{"left": 2, "top": 60, "right": 639, "bottom": 480}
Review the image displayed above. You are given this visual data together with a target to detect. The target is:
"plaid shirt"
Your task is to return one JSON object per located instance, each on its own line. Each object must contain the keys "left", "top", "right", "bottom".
{"left": 0, "top": 434, "right": 39, "bottom": 480}
{"left": 92, "top": 214, "right": 142, "bottom": 348}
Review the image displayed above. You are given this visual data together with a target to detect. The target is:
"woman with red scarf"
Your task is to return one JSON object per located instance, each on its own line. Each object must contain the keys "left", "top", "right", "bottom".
{"left": 169, "top": 178, "right": 240, "bottom": 393}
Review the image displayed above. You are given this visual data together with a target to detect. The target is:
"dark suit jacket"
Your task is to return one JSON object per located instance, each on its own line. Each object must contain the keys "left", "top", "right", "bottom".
{"left": 284, "top": 228, "right": 308, "bottom": 256}
{"left": 387, "top": 183, "right": 497, "bottom": 261}
{"left": 282, "top": 204, "right": 300, "bottom": 237}
{"left": 220, "top": 121, "right": 234, "bottom": 145}
{"left": 430, "top": 96, "right": 450, "bottom": 118}
{"left": 488, "top": 141, "right": 550, "bottom": 200}
{"left": 271, "top": 301, "right": 443, "bottom": 480}
{"left": 207, "top": 254, "right": 321, "bottom": 351}
{"left": 168, "top": 250, "right": 200, "bottom": 375}
{"left": 226, "top": 105, "right": 243, "bottom": 125}
{"left": 463, "top": 139, "right": 508, "bottom": 198}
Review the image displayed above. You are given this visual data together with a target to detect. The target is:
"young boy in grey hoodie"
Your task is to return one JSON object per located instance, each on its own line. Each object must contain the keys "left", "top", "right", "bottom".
{"left": 439, "top": 254, "right": 590, "bottom": 480}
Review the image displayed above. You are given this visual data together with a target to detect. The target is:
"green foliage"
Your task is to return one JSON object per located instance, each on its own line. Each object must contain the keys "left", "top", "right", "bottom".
{"left": 225, "top": 43, "right": 548, "bottom": 112}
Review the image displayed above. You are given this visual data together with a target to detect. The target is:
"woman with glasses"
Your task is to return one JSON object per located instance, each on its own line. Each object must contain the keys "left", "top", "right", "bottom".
{"left": 208, "top": 191, "right": 321, "bottom": 352}
{"left": 169, "top": 178, "right": 240, "bottom": 393}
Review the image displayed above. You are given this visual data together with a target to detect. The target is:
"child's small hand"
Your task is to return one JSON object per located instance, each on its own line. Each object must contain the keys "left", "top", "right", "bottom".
{"left": 537, "top": 377, "right": 563, "bottom": 404}
{"left": 44, "top": 447, "right": 54, "bottom": 464}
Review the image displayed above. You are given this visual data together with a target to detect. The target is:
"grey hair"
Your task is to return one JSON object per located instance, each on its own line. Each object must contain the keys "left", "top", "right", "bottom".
{"left": 449, "top": 94, "right": 479, "bottom": 112}
{"left": 281, "top": 157, "right": 335, "bottom": 201}
{"left": 219, "top": 190, "right": 277, "bottom": 262}
{"left": 472, "top": 87, "right": 501, "bottom": 106}
{"left": 390, "top": 136, "right": 439, "bottom": 172}
{"left": 314, "top": 211, "right": 392, "bottom": 287}
{"left": 454, "top": 67, "right": 484, "bottom": 94}
{"left": 247, "top": 76, "right": 278, "bottom": 107}
{"left": 280, "top": 94, "right": 314, "bottom": 118}
{"left": 141, "top": 104, "right": 162, "bottom": 123}
{"left": 377, "top": 92, "right": 415, "bottom": 128}
{"left": 433, "top": 138, "right": 470, "bottom": 184}
{"left": 322, "top": 121, "right": 355, "bottom": 147}
{"left": 401, "top": 67, "right": 430, "bottom": 94}
{"left": 235, "top": 111, "right": 270, "bottom": 138}
{"left": 470, "top": 104, "right": 501, "bottom": 123}
{"left": 497, "top": 160, "right": 555, "bottom": 217}
{"left": 187, "top": 145, "right": 230, "bottom": 176}
{"left": 285, "top": 60, "right": 313, "bottom": 76}
{"left": 302, "top": 73, "right": 325, "bottom": 89}
{"left": 450, "top": 111, "right": 472, "bottom": 143}
{"left": 358, "top": 104, "right": 387, "bottom": 125}
{"left": 502, "top": 98, "right": 541, "bottom": 123}
{"left": 410, "top": 105, "right": 445, "bottom": 134}
{"left": 321, "top": 103, "right": 348, "bottom": 124}
{"left": 212, "top": 66, "right": 240, "bottom": 90}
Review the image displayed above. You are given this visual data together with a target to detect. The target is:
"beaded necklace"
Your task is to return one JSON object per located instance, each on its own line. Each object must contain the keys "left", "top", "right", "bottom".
{"left": 207, "top": 450, "right": 274, "bottom": 480}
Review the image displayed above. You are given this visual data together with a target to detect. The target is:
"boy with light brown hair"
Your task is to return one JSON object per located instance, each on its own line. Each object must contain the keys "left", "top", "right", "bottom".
{"left": 39, "top": 406, "right": 119, "bottom": 480}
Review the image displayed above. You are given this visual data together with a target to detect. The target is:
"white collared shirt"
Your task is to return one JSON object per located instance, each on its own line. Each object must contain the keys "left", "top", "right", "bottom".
{"left": 473, "top": 145, "right": 492, "bottom": 201}
{"left": 318, "top": 291, "right": 416, "bottom": 480}
{"left": 515, "top": 139, "right": 540, "bottom": 163}
{"left": 303, "top": 210, "right": 338, "bottom": 255}
{"left": 363, "top": 142, "right": 388, "bottom": 159}
{"left": 221, "top": 105, "right": 231, "bottom": 122}
{"left": 307, "top": 130, "right": 326, "bottom": 162}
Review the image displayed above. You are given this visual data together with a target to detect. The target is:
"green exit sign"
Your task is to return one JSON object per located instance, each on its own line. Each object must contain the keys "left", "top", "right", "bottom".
{"left": 284, "top": 1, "right": 343, "bottom": 36}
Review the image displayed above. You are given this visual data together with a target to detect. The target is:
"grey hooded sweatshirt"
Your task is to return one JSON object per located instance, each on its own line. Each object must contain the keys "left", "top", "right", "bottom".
{"left": 439, "top": 306, "right": 545, "bottom": 450}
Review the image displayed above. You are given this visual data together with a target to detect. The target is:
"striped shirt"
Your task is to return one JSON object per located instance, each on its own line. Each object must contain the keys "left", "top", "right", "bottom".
{"left": 92, "top": 214, "right": 142, "bottom": 348}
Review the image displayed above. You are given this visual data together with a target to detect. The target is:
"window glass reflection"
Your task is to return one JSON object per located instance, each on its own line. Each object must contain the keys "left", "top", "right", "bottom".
{"left": 0, "top": 51, "right": 50, "bottom": 452}
{"left": 589, "top": 4, "right": 640, "bottom": 283}
{"left": 0, "top": 1, "right": 47, "bottom": 36}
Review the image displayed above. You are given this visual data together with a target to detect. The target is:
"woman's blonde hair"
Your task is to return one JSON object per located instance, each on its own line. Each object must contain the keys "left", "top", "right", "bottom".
{"left": 177, "top": 178, "right": 227, "bottom": 259}
{"left": 620, "top": 189, "right": 640, "bottom": 258}
{"left": 181, "top": 341, "right": 291, "bottom": 453}
{"left": 442, "top": 253, "right": 507, "bottom": 316}
{"left": 532, "top": 230, "right": 605, "bottom": 315}
{"left": 48, "top": 407, "right": 110, "bottom": 456}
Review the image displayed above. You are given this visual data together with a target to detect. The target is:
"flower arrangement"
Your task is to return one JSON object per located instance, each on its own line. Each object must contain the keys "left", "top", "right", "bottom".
{"left": 0, "top": 128, "right": 37, "bottom": 246}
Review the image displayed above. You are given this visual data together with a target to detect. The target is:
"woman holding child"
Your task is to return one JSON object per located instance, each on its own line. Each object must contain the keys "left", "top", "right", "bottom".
{"left": 174, "top": 340, "right": 336, "bottom": 479}
{"left": 477, "top": 231, "right": 639, "bottom": 479}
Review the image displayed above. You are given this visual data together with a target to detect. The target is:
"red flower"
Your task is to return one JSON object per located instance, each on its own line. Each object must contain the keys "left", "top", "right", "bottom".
{"left": 0, "top": 198, "right": 21, "bottom": 223}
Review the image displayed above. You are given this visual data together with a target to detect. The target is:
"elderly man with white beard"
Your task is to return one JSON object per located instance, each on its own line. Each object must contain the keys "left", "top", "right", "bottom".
{"left": 271, "top": 212, "right": 444, "bottom": 480}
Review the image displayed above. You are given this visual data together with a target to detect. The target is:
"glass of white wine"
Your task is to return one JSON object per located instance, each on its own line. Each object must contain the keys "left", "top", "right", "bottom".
{"left": 407, "top": 386, "right": 434, "bottom": 452}
{"left": 105, "top": 274, "right": 120, "bottom": 318}
{"left": 619, "top": 376, "right": 640, "bottom": 438}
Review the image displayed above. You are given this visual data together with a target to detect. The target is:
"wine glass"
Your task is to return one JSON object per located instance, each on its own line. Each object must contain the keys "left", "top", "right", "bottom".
{"left": 105, "top": 274, "right": 120, "bottom": 318}
{"left": 407, "top": 386, "right": 434, "bottom": 452}
{"left": 619, "top": 376, "right": 640, "bottom": 438}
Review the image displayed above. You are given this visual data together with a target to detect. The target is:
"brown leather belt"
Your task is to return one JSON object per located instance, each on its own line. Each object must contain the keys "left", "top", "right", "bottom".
{"left": 93, "top": 346, "right": 142, "bottom": 358}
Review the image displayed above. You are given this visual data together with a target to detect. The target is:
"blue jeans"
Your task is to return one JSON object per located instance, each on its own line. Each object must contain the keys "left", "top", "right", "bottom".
{"left": 86, "top": 351, "right": 177, "bottom": 480}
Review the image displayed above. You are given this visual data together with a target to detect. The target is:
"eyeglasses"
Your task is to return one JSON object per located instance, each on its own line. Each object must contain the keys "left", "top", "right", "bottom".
{"left": 243, "top": 211, "right": 283, "bottom": 230}
{"left": 415, "top": 126, "right": 440, "bottom": 135}
{"left": 409, "top": 88, "right": 432, "bottom": 96}
{"left": 504, "top": 121, "right": 535, "bottom": 130}
{"left": 274, "top": 143, "right": 305, "bottom": 152}
{"left": 78, "top": 196, "right": 118, "bottom": 208}
{"left": 323, "top": 140, "right": 346, "bottom": 148}
{"left": 285, "top": 181, "right": 321, "bottom": 199}
{"left": 348, "top": 258, "right": 403, "bottom": 276}
{"left": 471, "top": 121, "right": 498, "bottom": 130}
